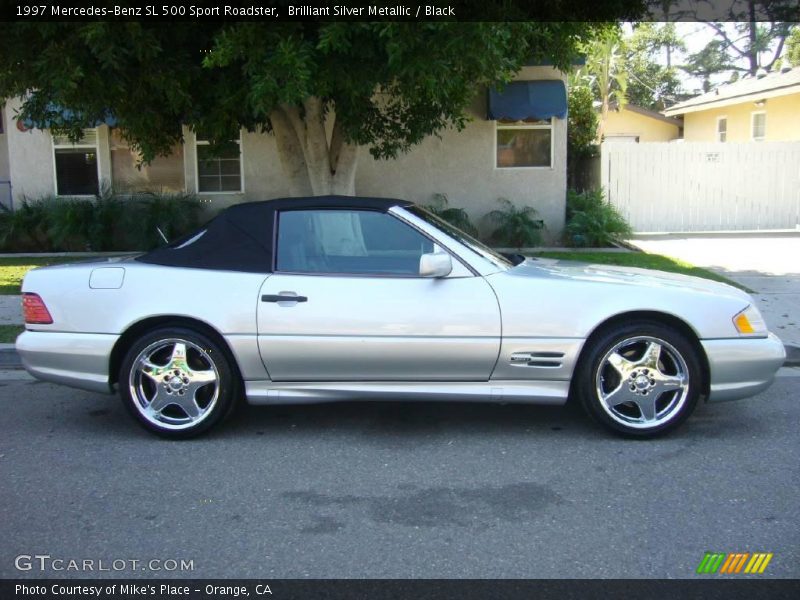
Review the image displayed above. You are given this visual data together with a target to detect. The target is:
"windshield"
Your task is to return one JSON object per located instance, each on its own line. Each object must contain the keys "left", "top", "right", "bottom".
{"left": 406, "top": 205, "right": 513, "bottom": 270}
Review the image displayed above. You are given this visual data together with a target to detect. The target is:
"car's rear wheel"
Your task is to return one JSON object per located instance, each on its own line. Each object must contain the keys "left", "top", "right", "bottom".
{"left": 576, "top": 321, "right": 702, "bottom": 437}
{"left": 119, "top": 327, "right": 238, "bottom": 439}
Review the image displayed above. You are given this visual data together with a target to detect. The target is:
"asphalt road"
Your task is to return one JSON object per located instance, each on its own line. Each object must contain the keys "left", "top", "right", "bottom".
{"left": 1, "top": 373, "right": 798, "bottom": 579}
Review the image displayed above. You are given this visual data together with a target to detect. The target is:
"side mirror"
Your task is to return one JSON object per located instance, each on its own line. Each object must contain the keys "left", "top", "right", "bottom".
{"left": 419, "top": 252, "right": 452, "bottom": 278}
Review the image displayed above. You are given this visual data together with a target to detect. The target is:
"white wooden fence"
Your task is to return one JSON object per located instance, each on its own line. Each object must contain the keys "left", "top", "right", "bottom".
{"left": 600, "top": 142, "right": 800, "bottom": 232}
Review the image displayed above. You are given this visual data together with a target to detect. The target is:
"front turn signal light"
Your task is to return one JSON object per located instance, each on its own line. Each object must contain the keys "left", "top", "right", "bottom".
{"left": 734, "top": 312, "right": 754, "bottom": 333}
{"left": 733, "top": 305, "right": 766, "bottom": 335}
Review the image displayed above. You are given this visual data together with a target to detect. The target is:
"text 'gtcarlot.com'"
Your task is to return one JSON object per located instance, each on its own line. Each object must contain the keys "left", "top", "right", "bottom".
{"left": 14, "top": 554, "right": 194, "bottom": 572}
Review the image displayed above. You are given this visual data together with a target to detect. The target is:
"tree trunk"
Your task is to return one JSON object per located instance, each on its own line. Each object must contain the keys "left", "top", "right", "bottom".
{"left": 270, "top": 109, "right": 313, "bottom": 196}
{"left": 271, "top": 97, "right": 357, "bottom": 197}
{"left": 597, "top": 98, "right": 609, "bottom": 143}
{"left": 747, "top": 3, "right": 759, "bottom": 75}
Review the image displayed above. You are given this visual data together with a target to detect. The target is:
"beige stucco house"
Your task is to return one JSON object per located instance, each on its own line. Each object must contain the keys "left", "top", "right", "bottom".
{"left": 663, "top": 65, "right": 800, "bottom": 142}
{"left": 0, "top": 65, "right": 570, "bottom": 239}
{"left": 602, "top": 103, "right": 682, "bottom": 143}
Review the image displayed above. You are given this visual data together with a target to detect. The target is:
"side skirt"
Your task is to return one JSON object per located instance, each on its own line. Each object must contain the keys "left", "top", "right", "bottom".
{"left": 244, "top": 380, "right": 569, "bottom": 405}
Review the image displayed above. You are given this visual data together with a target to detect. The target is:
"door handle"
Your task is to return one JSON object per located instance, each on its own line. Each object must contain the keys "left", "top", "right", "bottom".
{"left": 261, "top": 294, "right": 308, "bottom": 303}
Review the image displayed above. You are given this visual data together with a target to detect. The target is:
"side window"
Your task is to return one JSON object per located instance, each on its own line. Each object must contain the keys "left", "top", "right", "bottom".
{"left": 276, "top": 210, "right": 434, "bottom": 275}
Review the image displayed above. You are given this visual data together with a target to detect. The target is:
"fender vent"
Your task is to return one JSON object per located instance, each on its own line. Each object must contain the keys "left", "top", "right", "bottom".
{"left": 510, "top": 351, "right": 565, "bottom": 368}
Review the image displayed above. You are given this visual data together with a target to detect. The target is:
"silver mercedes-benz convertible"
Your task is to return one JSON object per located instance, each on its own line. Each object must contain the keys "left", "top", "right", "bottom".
{"left": 16, "top": 196, "right": 785, "bottom": 438}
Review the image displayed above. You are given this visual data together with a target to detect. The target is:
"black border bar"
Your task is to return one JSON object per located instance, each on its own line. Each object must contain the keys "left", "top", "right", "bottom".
{"left": 3, "top": 579, "right": 800, "bottom": 600}
{"left": 3, "top": 0, "right": 800, "bottom": 22}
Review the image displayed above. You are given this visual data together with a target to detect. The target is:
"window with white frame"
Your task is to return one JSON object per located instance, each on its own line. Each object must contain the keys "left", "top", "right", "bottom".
{"left": 496, "top": 119, "right": 553, "bottom": 168}
{"left": 751, "top": 112, "right": 766, "bottom": 141}
{"left": 195, "top": 133, "right": 242, "bottom": 193}
{"left": 716, "top": 117, "right": 727, "bottom": 142}
{"left": 52, "top": 128, "right": 99, "bottom": 196}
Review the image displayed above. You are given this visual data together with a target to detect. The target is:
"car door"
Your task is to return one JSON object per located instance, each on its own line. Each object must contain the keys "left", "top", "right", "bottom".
{"left": 257, "top": 208, "right": 501, "bottom": 381}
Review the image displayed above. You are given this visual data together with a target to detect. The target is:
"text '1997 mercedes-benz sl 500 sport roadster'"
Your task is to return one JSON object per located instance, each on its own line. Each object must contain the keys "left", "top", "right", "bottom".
{"left": 16, "top": 196, "right": 786, "bottom": 438}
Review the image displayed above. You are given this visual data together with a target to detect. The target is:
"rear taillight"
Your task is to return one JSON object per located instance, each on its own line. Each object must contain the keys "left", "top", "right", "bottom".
{"left": 23, "top": 293, "right": 53, "bottom": 324}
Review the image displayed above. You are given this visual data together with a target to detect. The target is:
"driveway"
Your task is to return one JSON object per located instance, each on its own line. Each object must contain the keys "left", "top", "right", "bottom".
{"left": 629, "top": 234, "right": 800, "bottom": 347}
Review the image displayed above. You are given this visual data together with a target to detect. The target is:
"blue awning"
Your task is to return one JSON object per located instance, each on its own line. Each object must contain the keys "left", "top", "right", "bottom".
{"left": 22, "top": 104, "right": 117, "bottom": 129}
{"left": 487, "top": 80, "right": 567, "bottom": 121}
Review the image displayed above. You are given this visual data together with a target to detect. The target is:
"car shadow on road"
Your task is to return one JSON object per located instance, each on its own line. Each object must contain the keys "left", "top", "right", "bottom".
{"left": 8, "top": 380, "right": 776, "bottom": 444}
{"left": 223, "top": 399, "right": 595, "bottom": 441}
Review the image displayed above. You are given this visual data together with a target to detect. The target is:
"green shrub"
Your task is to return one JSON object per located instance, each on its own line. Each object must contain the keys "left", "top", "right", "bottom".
{"left": 46, "top": 198, "right": 96, "bottom": 251}
{"left": 0, "top": 190, "right": 204, "bottom": 252}
{"left": 125, "top": 191, "right": 202, "bottom": 250}
{"left": 484, "top": 198, "right": 544, "bottom": 248}
{"left": 567, "top": 84, "right": 599, "bottom": 159}
{"left": 84, "top": 186, "right": 126, "bottom": 251}
{"left": 424, "top": 193, "right": 478, "bottom": 236}
{"left": 0, "top": 200, "right": 54, "bottom": 251}
{"left": 565, "top": 188, "right": 632, "bottom": 247}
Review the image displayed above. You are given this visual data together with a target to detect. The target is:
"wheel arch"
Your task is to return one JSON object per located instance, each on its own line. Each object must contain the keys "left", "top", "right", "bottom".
{"left": 109, "top": 315, "right": 242, "bottom": 388}
{"left": 572, "top": 310, "right": 711, "bottom": 398}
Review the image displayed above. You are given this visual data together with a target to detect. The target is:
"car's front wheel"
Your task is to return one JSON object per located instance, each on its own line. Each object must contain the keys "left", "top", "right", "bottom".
{"left": 119, "top": 327, "right": 238, "bottom": 439}
{"left": 576, "top": 321, "right": 702, "bottom": 437}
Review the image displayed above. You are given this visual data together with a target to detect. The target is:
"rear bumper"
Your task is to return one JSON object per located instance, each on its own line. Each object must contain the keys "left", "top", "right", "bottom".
{"left": 701, "top": 332, "right": 786, "bottom": 402}
{"left": 15, "top": 330, "right": 118, "bottom": 394}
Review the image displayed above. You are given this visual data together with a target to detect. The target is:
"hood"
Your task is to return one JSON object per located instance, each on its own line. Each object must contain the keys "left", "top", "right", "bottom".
{"left": 508, "top": 257, "right": 752, "bottom": 303}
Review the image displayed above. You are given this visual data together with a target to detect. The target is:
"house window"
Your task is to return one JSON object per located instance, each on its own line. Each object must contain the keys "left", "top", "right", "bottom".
{"left": 496, "top": 119, "right": 553, "bottom": 168}
{"left": 716, "top": 117, "right": 727, "bottom": 142}
{"left": 52, "top": 129, "right": 99, "bottom": 196}
{"left": 196, "top": 133, "right": 242, "bottom": 193}
{"left": 751, "top": 112, "right": 766, "bottom": 141}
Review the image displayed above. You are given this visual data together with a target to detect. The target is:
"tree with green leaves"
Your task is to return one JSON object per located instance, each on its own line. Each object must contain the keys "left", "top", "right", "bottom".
{"left": 682, "top": 39, "right": 738, "bottom": 92}
{"left": 624, "top": 23, "right": 685, "bottom": 110}
{"left": 0, "top": 21, "right": 611, "bottom": 197}
{"left": 677, "top": 1, "right": 797, "bottom": 77}
{"left": 786, "top": 25, "right": 800, "bottom": 66}
{"left": 704, "top": 20, "right": 795, "bottom": 76}
{"left": 566, "top": 80, "right": 598, "bottom": 159}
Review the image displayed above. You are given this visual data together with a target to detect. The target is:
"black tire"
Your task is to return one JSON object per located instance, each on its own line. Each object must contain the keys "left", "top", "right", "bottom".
{"left": 575, "top": 320, "right": 702, "bottom": 438}
{"left": 119, "top": 327, "right": 239, "bottom": 439}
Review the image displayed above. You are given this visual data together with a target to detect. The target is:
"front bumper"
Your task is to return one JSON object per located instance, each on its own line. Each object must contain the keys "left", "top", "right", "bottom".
{"left": 701, "top": 332, "right": 786, "bottom": 402}
{"left": 16, "top": 330, "right": 118, "bottom": 394}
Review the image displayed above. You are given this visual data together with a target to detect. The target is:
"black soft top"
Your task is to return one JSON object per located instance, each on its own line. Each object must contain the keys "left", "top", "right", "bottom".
{"left": 136, "top": 195, "right": 412, "bottom": 273}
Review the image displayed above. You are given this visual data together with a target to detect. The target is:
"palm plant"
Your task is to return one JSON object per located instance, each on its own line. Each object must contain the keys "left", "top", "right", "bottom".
{"left": 485, "top": 198, "right": 544, "bottom": 248}
{"left": 424, "top": 193, "right": 478, "bottom": 236}
{"left": 578, "top": 26, "right": 628, "bottom": 141}
{"left": 565, "top": 189, "right": 632, "bottom": 247}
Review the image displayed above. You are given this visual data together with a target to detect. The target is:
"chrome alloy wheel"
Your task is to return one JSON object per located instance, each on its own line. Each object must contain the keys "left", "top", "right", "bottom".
{"left": 128, "top": 338, "right": 220, "bottom": 431}
{"left": 594, "top": 336, "right": 690, "bottom": 430}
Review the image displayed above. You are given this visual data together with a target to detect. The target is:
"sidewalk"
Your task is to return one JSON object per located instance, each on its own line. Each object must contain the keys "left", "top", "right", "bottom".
{"left": 0, "top": 296, "right": 21, "bottom": 326}
{"left": 629, "top": 234, "right": 800, "bottom": 349}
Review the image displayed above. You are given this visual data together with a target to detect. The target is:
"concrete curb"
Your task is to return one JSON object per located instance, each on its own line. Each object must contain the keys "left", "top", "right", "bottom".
{"left": 0, "top": 348, "right": 23, "bottom": 369}
{"left": 1, "top": 345, "right": 798, "bottom": 371}
{"left": 785, "top": 344, "right": 800, "bottom": 368}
